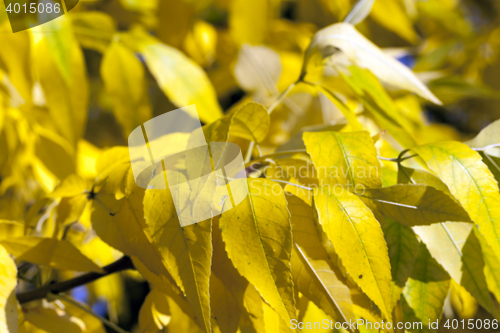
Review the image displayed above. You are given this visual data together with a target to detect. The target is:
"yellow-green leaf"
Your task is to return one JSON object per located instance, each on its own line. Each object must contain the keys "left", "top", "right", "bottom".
{"left": 412, "top": 142, "right": 500, "bottom": 265}
{"left": 0, "top": 236, "right": 103, "bottom": 273}
{"left": 144, "top": 177, "right": 212, "bottom": 333}
{"left": 402, "top": 243, "right": 450, "bottom": 333}
{"left": 475, "top": 228, "right": 500, "bottom": 303}
{"left": 220, "top": 178, "right": 296, "bottom": 323}
{"left": 288, "top": 194, "right": 356, "bottom": 325}
{"left": 101, "top": 39, "right": 152, "bottom": 138}
{"left": 361, "top": 184, "right": 471, "bottom": 226}
{"left": 381, "top": 217, "right": 420, "bottom": 309}
{"left": 304, "top": 131, "right": 381, "bottom": 189}
{"left": 123, "top": 30, "right": 223, "bottom": 124}
{"left": 414, "top": 223, "right": 499, "bottom": 318}
{"left": 314, "top": 188, "right": 393, "bottom": 322}
{"left": 0, "top": 245, "right": 17, "bottom": 333}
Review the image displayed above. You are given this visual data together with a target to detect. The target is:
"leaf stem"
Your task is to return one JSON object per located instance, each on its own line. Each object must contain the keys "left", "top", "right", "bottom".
{"left": 16, "top": 256, "right": 134, "bottom": 304}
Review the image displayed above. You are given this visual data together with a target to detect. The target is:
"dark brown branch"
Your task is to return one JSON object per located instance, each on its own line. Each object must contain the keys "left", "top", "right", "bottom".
{"left": 17, "top": 256, "right": 134, "bottom": 304}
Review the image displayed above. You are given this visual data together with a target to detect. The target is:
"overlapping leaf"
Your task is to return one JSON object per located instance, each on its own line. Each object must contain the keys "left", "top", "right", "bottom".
{"left": 303, "top": 131, "right": 381, "bottom": 188}
{"left": 314, "top": 188, "right": 393, "bottom": 322}
{"left": 362, "top": 184, "right": 471, "bottom": 226}
{"left": 414, "top": 223, "right": 499, "bottom": 317}
{"left": 220, "top": 178, "right": 296, "bottom": 324}
{"left": 412, "top": 142, "right": 500, "bottom": 264}
{"left": 144, "top": 175, "right": 212, "bottom": 333}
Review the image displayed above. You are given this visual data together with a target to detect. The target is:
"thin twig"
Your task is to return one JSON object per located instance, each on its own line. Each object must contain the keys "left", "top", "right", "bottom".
{"left": 17, "top": 256, "right": 134, "bottom": 304}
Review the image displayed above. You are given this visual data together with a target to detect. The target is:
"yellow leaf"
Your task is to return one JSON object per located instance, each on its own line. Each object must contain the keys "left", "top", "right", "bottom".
{"left": 303, "top": 131, "right": 381, "bottom": 189}
{"left": 0, "top": 245, "right": 17, "bottom": 333}
{"left": 31, "top": 18, "right": 89, "bottom": 145}
{"left": 229, "top": 0, "right": 270, "bottom": 45}
{"left": 34, "top": 128, "right": 76, "bottom": 181}
{"left": 220, "top": 178, "right": 296, "bottom": 323}
{"left": 371, "top": 0, "right": 419, "bottom": 43}
{"left": 144, "top": 182, "right": 212, "bottom": 333}
{"left": 210, "top": 273, "right": 241, "bottom": 333}
{"left": 139, "top": 289, "right": 171, "bottom": 333}
{"left": 314, "top": 188, "right": 393, "bottom": 322}
{"left": 0, "top": 31, "right": 32, "bottom": 105}
{"left": 166, "top": 294, "right": 203, "bottom": 333}
{"left": 95, "top": 147, "right": 133, "bottom": 200}
{"left": 263, "top": 300, "right": 297, "bottom": 333}
{"left": 412, "top": 142, "right": 500, "bottom": 265}
{"left": 183, "top": 20, "right": 218, "bottom": 67}
{"left": 302, "top": 23, "right": 440, "bottom": 105}
{"left": 23, "top": 306, "right": 84, "bottom": 333}
{"left": 211, "top": 217, "right": 246, "bottom": 333}
{"left": 402, "top": 243, "right": 450, "bottom": 331}
{"left": 361, "top": 184, "right": 471, "bottom": 226}
{"left": 240, "top": 284, "right": 266, "bottom": 333}
{"left": 288, "top": 194, "right": 356, "bottom": 325}
{"left": 61, "top": 299, "right": 106, "bottom": 333}
{"left": 450, "top": 281, "right": 478, "bottom": 320}
{"left": 69, "top": 11, "right": 116, "bottom": 53}
{"left": 413, "top": 222, "right": 499, "bottom": 318}
{"left": 50, "top": 175, "right": 90, "bottom": 199}
{"left": 101, "top": 39, "right": 152, "bottom": 138}
{"left": 0, "top": 236, "right": 103, "bottom": 273}
{"left": 123, "top": 30, "right": 223, "bottom": 124}
{"left": 76, "top": 140, "right": 101, "bottom": 179}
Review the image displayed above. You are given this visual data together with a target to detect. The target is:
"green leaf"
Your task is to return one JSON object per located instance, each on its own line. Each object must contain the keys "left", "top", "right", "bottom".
{"left": 288, "top": 194, "right": 356, "bottom": 325}
{"left": 0, "top": 245, "right": 17, "bottom": 333}
{"left": 414, "top": 223, "right": 499, "bottom": 318}
{"left": 314, "top": 188, "right": 393, "bottom": 322}
{"left": 361, "top": 184, "right": 471, "bottom": 226}
{"left": 381, "top": 217, "right": 420, "bottom": 309}
{"left": 220, "top": 178, "right": 296, "bottom": 324}
{"left": 402, "top": 243, "right": 450, "bottom": 333}
{"left": 144, "top": 175, "right": 212, "bottom": 333}
{"left": 302, "top": 23, "right": 441, "bottom": 105}
{"left": 412, "top": 142, "right": 500, "bottom": 265}
{"left": 101, "top": 39, "right": 152, "bottom": 138}
{"left": 123, "top": 30, "right": 223, "bottom": 124}
{"left": 475, "top": 228, "right": 500, "bottom": 303}
{"left": 303, "top": 131, "right": 381, "bottom": 189}
{"left": 0, "top": 236, "right": 103, "bottom": 273}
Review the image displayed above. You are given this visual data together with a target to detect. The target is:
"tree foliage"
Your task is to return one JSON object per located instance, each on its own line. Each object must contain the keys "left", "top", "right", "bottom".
{"left": 1, "top": 0, "right": 500, "bottom": 332}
